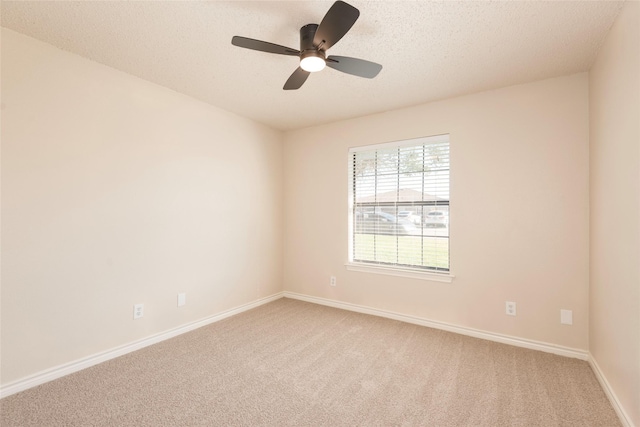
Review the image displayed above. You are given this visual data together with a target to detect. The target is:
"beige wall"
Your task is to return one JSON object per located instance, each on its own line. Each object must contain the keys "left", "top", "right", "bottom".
{"left": 0, "top": 29, "right": 283, "bottom": 384}
{"left": 589, "top": 1, "right": 640, "bottom": 425}
{"left": 284, "top": 73, "right": 590, "bottom": 350}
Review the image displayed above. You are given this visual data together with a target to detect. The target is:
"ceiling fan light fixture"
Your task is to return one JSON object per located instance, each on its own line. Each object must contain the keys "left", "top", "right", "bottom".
{"left": 232, "top": 1, "right": 381, "bottom": 90}
{"left": 300, "top": 51, "right": 326, "bottom": 72}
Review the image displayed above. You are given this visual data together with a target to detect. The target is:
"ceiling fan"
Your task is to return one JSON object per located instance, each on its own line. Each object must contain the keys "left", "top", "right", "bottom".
{"left": 231, "top": 1, "right": 382, "bottom": 90}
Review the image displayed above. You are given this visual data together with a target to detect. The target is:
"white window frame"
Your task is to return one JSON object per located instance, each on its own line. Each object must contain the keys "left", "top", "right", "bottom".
{"left": 346, "top": 135, "right": 454, "bottom": 283}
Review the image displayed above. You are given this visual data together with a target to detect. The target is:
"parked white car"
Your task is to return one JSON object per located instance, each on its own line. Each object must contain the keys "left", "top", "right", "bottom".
{"left": 424, "top": 210, "right": 448, "bottom": 227}
{"left": 355, "top": 212, "right": 419, "bottom": 236}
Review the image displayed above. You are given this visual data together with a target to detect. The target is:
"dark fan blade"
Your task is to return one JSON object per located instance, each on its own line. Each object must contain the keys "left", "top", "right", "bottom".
{"left": 313, "top": 1, "right": 359, "bottom": 51}
{"left": 232, "top": 36, "right": 299, "bottom": 56}
{"left": 283, "top": 67, "right": 310, "bottom": 90}
{"left": 326, "top": 56, "right": 382, "bottom": 78}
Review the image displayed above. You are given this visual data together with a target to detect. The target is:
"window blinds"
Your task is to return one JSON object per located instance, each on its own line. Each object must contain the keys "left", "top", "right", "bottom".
{"left": 350, "top": 135, "right": 450, "bottom": 272}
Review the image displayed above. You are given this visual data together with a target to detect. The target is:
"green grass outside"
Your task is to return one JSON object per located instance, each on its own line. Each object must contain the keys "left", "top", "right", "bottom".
{"left": 354, "top": 234, "right": 449, "bottom": 270}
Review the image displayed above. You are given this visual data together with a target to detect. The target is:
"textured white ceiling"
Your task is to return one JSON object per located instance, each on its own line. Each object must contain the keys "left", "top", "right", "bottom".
{"left": 1, "top": 1, "right": 624, "bottom": 131}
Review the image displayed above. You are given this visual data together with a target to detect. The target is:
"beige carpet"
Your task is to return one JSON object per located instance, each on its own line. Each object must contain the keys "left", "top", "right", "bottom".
{"left": 0, "top": 298, "right": 620, "bottom": 426}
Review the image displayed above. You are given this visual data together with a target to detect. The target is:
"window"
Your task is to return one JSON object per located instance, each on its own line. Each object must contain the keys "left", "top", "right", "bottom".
{"left": 348, "top": 135, "right": 450, "bottom": 277}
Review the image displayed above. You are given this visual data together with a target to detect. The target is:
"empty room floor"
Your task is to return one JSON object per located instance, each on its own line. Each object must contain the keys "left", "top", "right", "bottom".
{"left": 0, "top": 298, "right": 619, "bottom": 426}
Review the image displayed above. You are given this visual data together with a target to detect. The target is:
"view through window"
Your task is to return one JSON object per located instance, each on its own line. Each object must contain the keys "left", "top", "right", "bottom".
{"left": 349, "top": 135, "right": 450, "bottom": 272}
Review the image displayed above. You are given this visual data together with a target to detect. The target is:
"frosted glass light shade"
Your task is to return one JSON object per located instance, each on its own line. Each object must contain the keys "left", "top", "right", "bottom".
{"left": 300, "top": 56, "right": 326, "bottom": 72}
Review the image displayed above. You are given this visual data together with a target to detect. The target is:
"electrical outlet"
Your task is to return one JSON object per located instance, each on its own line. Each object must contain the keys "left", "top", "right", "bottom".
{"left": 506, "top": 301, "right": 516, "bottom": 316}
{"left": 177, "top": 293, "right": 186, "bottom": 307}
{"left": 133, "top": 303, "right": 144, "bottom": 319}
{"left": 561, "top": 309, "right": 573, "bottom": 325}
{"left": 330, "top": 276, "right": 336, "bottom": 287}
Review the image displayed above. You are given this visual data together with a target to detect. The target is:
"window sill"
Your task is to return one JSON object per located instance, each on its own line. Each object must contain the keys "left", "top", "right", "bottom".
{"left": 345, "top": 263, "right": 454, "bottom": 283}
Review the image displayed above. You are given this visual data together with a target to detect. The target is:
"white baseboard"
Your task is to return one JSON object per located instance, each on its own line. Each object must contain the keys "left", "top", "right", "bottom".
{"left": 283, "top": 291, "right": 589, "bottom": 361}
{"left": 588, "top": 354, "right": 634, "bottom": 427}
{"left": 0, "top": 292, "right": 284, "bottom": 399}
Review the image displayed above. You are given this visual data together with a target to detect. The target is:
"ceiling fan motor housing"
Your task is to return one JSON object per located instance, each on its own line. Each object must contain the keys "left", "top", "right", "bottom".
{"left": 300, "top": 23, "right": 325, "bottom": 62}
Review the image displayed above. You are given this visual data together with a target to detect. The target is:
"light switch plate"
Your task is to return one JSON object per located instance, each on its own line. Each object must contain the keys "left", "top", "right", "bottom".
{"left": 561, "top": 309, "right": 573, "bottom": 325}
